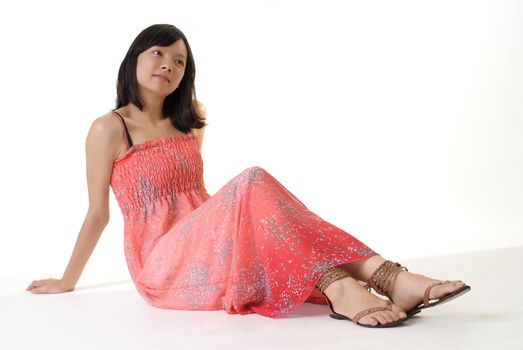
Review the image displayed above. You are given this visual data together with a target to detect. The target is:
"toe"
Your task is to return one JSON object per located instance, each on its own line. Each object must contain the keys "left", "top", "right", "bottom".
{"left": 383, "top": 310, "right": 396, "bottom": 323}
{"left": 369, "top": 316, "right": 379, "bottom": 326}
{"left": 360, "top": 315, "right": 378, "bottom": 326}
{"left": 391, "top": 304, "right": 407, "bottom": 319}
{"left": 374, "top": 313, "right": 389, "bottom": 325}
{"left": 448, "top": 280, "right": 466, "bottom": 292}
{"left": 390, "top": 310, "right": 402, "bottom": 321}
{"left": 430, "top": 280, "right": 466, "bottom": 300}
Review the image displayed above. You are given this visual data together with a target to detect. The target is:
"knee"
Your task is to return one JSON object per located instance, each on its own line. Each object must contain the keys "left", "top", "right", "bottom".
{"left": 240, "top": 166, "right": 269, "bottom": 185}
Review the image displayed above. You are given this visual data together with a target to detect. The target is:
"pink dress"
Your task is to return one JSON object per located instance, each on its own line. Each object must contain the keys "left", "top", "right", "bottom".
{"left": 109, "top": 111, "right": 377, "bottom": 318}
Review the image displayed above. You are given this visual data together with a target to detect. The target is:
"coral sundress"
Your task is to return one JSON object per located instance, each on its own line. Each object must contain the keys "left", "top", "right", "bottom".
{"left": 109, "top": 111, "right": 377, "bottom": 318}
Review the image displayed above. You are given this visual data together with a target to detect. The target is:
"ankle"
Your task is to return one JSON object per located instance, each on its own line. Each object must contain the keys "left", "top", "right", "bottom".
{"left": 341, "top": 255, "right": 387, "bottom": 282}
{"left": 322, "top": 276, "right": 349, "bottom": 302}
{"left": 367, "top": 260, "right": 408, "bottom": 300}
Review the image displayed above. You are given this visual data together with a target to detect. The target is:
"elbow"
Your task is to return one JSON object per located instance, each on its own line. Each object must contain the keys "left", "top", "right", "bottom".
{"left": 87, "top": 210, "right": 110, "bottom": 225}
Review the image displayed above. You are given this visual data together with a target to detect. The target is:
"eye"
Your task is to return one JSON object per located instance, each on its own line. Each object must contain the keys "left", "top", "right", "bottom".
{"left": 152, "top": 49, "right": 185, "bottom": 66}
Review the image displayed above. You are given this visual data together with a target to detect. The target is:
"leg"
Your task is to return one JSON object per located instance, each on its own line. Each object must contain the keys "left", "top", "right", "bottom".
{"left": 340, "top": 255, "right": 469, "bottom": 314}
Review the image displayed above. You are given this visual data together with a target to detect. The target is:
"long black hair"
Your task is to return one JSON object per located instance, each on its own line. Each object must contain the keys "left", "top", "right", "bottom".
{"left": 113, "top": 24, "right": 207, "bottom": 133}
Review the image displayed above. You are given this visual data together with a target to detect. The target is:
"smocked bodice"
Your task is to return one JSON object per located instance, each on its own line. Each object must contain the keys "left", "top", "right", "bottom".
{"left": 110, "top": 133, "right": 208, "bottom": 218}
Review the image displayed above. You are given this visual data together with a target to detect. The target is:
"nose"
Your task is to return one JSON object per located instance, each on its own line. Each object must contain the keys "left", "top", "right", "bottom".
{"left": 160, "top": 60, "right": 174, "bottom": 71}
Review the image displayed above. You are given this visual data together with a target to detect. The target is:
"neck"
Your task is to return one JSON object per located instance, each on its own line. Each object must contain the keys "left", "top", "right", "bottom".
{"left": 128, "top": 90, "right": 167, "bottom": 125}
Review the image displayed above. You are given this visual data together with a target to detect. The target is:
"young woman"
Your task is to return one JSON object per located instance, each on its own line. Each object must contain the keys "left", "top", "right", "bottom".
{"left": 26, "top": 24, "right": 470, "bottom": 327}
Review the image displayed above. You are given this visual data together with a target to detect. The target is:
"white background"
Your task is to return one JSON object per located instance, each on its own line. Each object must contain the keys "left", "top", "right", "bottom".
{"left": 1, "top": 0, "right": 521, "bottom": 286}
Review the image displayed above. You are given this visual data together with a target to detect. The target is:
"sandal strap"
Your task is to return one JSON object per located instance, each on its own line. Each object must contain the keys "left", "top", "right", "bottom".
{"left": 315, "top": 266, "right": 351, "bottom": 293}
{"left": 423, "top": 280, "right": 449, "bottom": 307}
{"left": 352, "top": 301, "right": 393, "bottom": 324}
{"left": 367, "top": 260, "right": 408, "bottom": 299}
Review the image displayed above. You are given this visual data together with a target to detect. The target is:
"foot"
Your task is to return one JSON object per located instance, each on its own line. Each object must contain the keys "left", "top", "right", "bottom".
{"left": 388, "top": 271, "right": 467, "bottom": 313}
{"left": 323, "top": 275, "right": 407, "bottom": 326}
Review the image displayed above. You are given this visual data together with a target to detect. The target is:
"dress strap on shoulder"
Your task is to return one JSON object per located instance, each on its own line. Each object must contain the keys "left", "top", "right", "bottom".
{"left": 112, "top": 111, "right": 134, "bottom": 149}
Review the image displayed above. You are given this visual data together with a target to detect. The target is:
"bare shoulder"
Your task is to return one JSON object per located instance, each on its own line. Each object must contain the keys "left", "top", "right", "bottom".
{"left": 89, "top": 111, "right": 122, "bottom": 138}
{"left": 193, "top": 100, "right": 207, "bottom": 120}
{"left": 86, "top": 111, "right": 124, "bottom": 159}
{"left": 191, "top": 101, "right": 206, "bottom": 153}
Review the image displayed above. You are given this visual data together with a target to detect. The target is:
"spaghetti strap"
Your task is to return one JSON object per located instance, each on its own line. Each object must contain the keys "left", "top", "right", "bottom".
{"left": 112, "top": 111, "right": 134, "bottom": 149}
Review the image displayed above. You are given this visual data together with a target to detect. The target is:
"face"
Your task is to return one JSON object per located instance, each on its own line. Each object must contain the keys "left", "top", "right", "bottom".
{"left": 135, "top": 39, "right": 188, "bottom": 98}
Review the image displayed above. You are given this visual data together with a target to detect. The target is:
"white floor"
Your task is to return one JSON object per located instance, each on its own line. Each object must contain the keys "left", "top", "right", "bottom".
{"left": 2, "top": 246, "right": 522, "bottom": 350}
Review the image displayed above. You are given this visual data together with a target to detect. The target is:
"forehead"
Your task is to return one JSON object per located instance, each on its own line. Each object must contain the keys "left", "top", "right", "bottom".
{"left": 151, "top": 40, "right": 187, "bottom": 57}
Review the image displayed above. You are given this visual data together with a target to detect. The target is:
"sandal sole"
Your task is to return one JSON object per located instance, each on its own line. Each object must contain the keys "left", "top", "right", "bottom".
{"left": 330, "top": 313, "right": 406, "bottom": 328}
{"left": 406, "top": 284, "right": 471, "bottom": 318}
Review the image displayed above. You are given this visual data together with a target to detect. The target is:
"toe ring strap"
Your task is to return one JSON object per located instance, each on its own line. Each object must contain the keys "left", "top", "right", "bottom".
{"left": 423, "top": 280, "right": 450, "bottom": 307}
{"left": 352, "top": 301, "right": 393, "bottom": 324}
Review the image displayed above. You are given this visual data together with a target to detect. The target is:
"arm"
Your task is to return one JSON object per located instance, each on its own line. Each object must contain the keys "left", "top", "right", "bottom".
{"left": 193, "top": 100, "right": 207, "bottom": 153}
{"left": 27, "top": 114, "right": 122, "bottom": 293}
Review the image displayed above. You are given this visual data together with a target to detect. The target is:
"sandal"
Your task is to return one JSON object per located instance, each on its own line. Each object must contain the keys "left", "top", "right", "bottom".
{"left": 367, "top": 260, "right": 471, "bottom": 318}
{"left": 315, "top": 266, "right": 406, "bottom": 328}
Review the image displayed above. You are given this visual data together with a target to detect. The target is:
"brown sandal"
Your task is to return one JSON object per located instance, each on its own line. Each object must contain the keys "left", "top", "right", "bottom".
{"left": 367, "top": 260, "right": 471, "bottom": 318}
{"left": 315, "top": 266, "right": 406, "bottom": 328}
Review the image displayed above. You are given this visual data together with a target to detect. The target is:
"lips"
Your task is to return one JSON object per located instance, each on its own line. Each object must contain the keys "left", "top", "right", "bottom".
{"left": 154, "top": 74, "right": 171, "bottom": 83}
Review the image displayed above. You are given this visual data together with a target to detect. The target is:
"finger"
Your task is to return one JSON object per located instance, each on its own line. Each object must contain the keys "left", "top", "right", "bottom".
{"left": 27, "top": 281, "right": 39, "bottom": 290}
{"left": 34, "top": 280, "right": 51, "bottom": 287}
{"left": 31, "top": 286, "right": 46, "bottom": 294}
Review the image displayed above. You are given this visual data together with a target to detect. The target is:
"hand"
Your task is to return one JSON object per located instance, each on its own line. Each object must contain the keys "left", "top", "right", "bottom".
{"left": 26, "top": 278, "right": 74, "bottom": 294}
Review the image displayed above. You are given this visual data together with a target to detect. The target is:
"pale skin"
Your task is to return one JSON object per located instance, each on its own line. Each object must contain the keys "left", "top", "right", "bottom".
{"left": 26, "top": 39, "right": 466, "bottom": 327}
